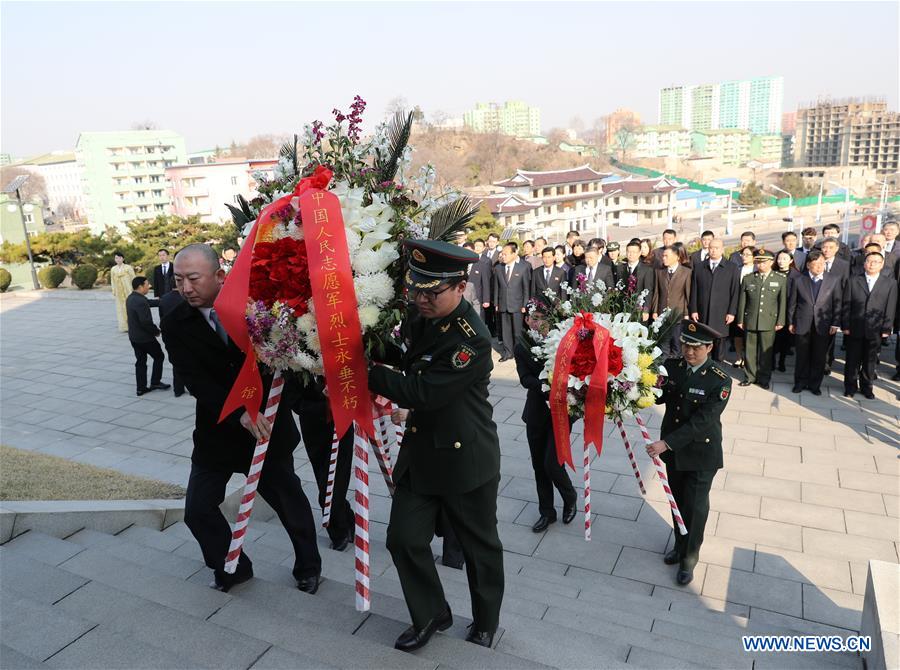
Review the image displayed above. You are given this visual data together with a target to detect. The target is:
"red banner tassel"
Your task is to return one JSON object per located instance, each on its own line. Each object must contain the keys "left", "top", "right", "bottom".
{"left": 550, "top": 313, "right": 611, "bottom": 469}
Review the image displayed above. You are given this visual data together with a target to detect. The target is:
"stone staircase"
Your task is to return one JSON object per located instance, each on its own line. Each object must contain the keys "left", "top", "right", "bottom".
{"left": 1, "top": 520, "right": 864, "bottom": 670}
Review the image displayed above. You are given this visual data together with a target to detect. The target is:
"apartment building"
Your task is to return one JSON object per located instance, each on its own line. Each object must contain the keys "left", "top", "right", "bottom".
{"left": 16, "top": 152, "right": 86, "bottom": 218}
{"left": 629, "top": 126, "right": 692, "bottom": 159}
{"left": 660, "top": 76, "right": 783, "bottom": 135}
{"left": 794, "top": 99, "right": 899, "bottom": 177}
{"left": 463, "top": 101, "right": 541, "bottom": 138}
{"left": 76, "top": 130, "right": 187, "bottom": 232}
{"left": 166, "top": 159, "right": 277, "bottom": 224}
{"left": 691, "top": 129, "right": 751, "bottom": 166}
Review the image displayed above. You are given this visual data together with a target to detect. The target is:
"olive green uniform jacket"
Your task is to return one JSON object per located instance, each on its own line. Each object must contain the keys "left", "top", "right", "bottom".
{"left": 368, "top": 299, "right": 501, "bottom": 495}
{"left": 737, "top": 271, "right": 787, "bottom": 331}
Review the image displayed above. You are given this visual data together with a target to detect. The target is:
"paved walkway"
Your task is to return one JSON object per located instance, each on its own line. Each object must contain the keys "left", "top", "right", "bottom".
{"left": 1, "top": 289, "right": 898, "bottom": 665}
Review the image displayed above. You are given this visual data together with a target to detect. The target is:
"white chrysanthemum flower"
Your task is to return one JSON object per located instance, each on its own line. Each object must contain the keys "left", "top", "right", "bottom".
{"left": 305, "top": 330, "right": 321, "bottom": 354}
{"left": 358, "top": 304, "right": 380, "bottom": 329}
{"left": 591, "top": 292, "right": 603, "bottom": 307}
{"left": 353, "top": 273, "right": 393, "bottom": 307}
{"left": 560, "top": 301, "right": 573, "bottom": 315}
{"left": 346, "top": 230, "right": 362, "bottom": 257}
{"left": 622, "top": 365, "right": 641, "bottom": 382}
{"left": 627, "top": 384, "right": 642, "bottom": 401}
{"left": 296, "top": 313, "right": 316, "bottom": 334}
{"left": 293, "top": 350, "right": 318, "bottom": 372}
{"left": 352, "top": 248, "right": 386, "bottom": 275}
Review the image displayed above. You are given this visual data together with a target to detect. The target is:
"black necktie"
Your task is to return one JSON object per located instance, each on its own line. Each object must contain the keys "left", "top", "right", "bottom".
{"left": 209, "top": 308, "right": 228, "bottom": 344}
{"left": 506, "top": 265, "right": 512, "bottom": 282}
{"left": 811, "top": 278, "right": 821, "bottom": 301}
{"left": 545, "top": 269, "right": 550, "bottom": 283}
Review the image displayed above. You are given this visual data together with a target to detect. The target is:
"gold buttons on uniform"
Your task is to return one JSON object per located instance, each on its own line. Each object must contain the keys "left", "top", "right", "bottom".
{"left": 705, "top": 438, "right": 710, "bottom": 443}
{"left": 410, "top": 427, "right": 417, "bottom": 433}
{"left": 453, "top": 442, "right": 461, "bottom": 449}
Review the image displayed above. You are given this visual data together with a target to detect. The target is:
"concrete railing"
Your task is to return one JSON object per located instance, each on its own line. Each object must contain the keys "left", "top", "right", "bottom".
{"left": 861, "top": 560, "right": 900, "bottom": 670}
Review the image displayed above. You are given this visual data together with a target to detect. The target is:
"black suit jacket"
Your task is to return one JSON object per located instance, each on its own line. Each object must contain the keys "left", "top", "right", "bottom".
{"left": 469, "top": 256, "right": 492, "bottom": 304}
{"left": 153, "top": 263, "right": 175, "bottom": 298}
{"left": 689, "top": 249, "right": 709, "bottom": 269}
{"left": 160, "top": 299, "right": 300, "bottom": 473}
{"left": 514, "top": 341, "right": 549, "bottom": 427}
{"left": 493, "top": 260, "right": 532, "bottom": 312}
{"left": 618, "top": 262, "right": 656, "bottom": 313}
{"left": 824, "top": 256, "right": 851, "bottom": 287}
{"left": 788, "top": 272, "right": 842, "bottom": 336}
{"left": 689, "top": 260, "right": 739, "bottom": 332}
{"left": 125, "top": 292, "right": 160, "bottom": 343}
{"left": 574, "top": 263, "right": 614, "bottom": 292}
{"left": 158, "top": 287, "right": 185, "bottom": 320}
{"left": 842, "top": 274, "right": 898, "bottom": 339}
{"left": 531, "top": 265, "right": 566, "bottom": 302}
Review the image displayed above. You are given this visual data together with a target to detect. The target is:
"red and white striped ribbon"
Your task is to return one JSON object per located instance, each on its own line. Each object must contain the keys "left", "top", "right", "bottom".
{"left": 321, "top": 429, "right": 340, "bottom": 527}
{"left": 634, "top": 413, "right": 687, "bottom": 535}
{"left": 583, "top": 439, "right": 591, "bottom": 541}
{"left": 224, "top": 370, "right": 284, "bottom": 573}
{"left": 373, "top": 414, "right": 395, "bottom": 495}
{"left": 352, "top": 424, "right": 371, "bottom": 612}
{"left": 615, "top": 418, "right": 647, "bottom": 495}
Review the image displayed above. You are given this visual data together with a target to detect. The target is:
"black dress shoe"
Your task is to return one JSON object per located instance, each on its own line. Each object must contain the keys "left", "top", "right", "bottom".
{"left": 296, "top": 574, "right": 321, "bottom": 594}
{"left": 150, "top": 382, "right": 171, "bottom": 391}
{"left": 331, "top": 526, "right": 354, "bottom": 552}
{"left": 562, "top": 505, "right": 577, "bottom": 524}
{"left": 823, "top": 367, "right": 831, "bottom": 376}
{"left": 739, "top": 380, "right": 751, "bottom": 387}
{"left": 891, "top": 372, "right": 900, "bottom": 382}
{"left": 531, "top": 515, "right": 555, "bottom": 533}
{"left": 136, "top": 388, "right": 150, "bottom": 396}
{"left": 465, "top": 624, "right": 494, "bottom": 648}
{"left": 863, "top": 391, "right": 875, "bottom": 400}
{"left": 844, "top": 391, "right": 855, "bottom": 398}
{"left": 210, "top": 568, "right": 253, "bottom": 592}
{"left": 792, "top": 385, "right": 803, "bottom": 394}
{"left": 394, "top": 607, "right": 453, "bottom": 652}
{"left": 663, "top": 549, "right": 680, "bottom": 565}
{"left": 758, "top": 382, "right": 770, "bottom": 390}
{"left": 676, "top": 568, "right": 694, "bottom": 586}
{"left": 174, "top": 390, "right": 185, "bottom": 398}
{"left": 810, "top": 388, "right": 822, "bottom": 396}
{"left": 777, "top": 361, "right": 786, "bottom": 372}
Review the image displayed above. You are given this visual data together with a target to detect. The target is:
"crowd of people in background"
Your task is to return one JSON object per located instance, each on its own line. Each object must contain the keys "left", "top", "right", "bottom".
{"left": 457, "top": 220, "right": 900, "bottom": 399}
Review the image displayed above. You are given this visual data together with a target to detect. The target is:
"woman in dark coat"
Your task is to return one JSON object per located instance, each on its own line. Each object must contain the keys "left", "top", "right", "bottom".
{"left": 566, "top": 240, "right": 586, "bottom": 284}
{"left": 514, "top": 324, "right": 576, "bottom": 533}
{"left": 774, "top": 250, "right": 802, "bottom": 371}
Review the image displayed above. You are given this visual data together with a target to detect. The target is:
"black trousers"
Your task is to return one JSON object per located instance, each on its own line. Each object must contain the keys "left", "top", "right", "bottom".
{"left": 525, "top": 417, "right": 576, "bottom": 518}
{"left": 173, "top": 369, "right": 185, "bottom": 395}
{"left": 131, "top": 339, "right": 164, "bottom": 391}
{"left": 794, "top": 329, "right": 830, "bottom": 392}
{"left": 711, "top": 337, "right": 728, "bottom": 363}
{"left": 297, "top": 416, "right": 354, "bottom": 544}
{"left": 498, "top": 310, "right": 524, "bottom": 358}
{"left": 386, "top": 475, "right": 504, "bottom": 632}
{"left": 845, "top": 336, "right": 881, "bottom": 394}
{"left": 666, "top": 467, "right": 717, "bottom": 570}
{"left": 774, "top": 328, "right": 793, "bottom": 360}
{"left": 662, "top": 321, "right": 684, "bottom": 359}
{"left": 483, "top": 305, "right": 498, "bottom": 338}
{"left": 184, "top": 452, "right": 322, "bottom": 584}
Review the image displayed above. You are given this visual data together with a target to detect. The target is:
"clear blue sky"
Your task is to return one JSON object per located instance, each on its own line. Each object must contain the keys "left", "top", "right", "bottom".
{"left": 2, "top": 1, "right": 897, "bottom": 157}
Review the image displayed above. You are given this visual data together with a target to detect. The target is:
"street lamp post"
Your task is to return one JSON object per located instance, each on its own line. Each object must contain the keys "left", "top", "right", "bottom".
{"left": 2, "top": 175, "right": 40, "bottom": 290}
{"left": 814, "top": 179, "right": 824, "bottom": 226}
{"left": 828, "top": 180, "right": 850, "bottom": 244}
{"left": 767, "top": 184, "right": 794, "bottom": 233}
{"left": 699, "top": 201, "right": 708, "bottom": 235}
{"left": 726, "top": 189, "right": 736, "bottom": 236}
{"left": 868, "top": 178, "right": 889, "bottom": 233}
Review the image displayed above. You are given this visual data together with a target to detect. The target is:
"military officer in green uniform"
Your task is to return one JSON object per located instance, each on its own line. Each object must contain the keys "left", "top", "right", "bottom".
{"left": 736, "top": 250, "right": 787, "bottom": 389}
{"left": 646, "top": 320, "right": 732, "bottom": 586}
{"left": 368, "top": 239, "right": 504, "bottom": 652}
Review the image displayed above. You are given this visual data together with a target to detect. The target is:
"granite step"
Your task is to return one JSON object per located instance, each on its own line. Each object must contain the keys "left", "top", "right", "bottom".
{"left": 0, "top": 589, "right": 96, "bottom": 663}
{"left": 43, "top": 626, "right": 193, "bottom": 670}
{"left": 2, "top": 530, "right": 85, "bottom": 567}
{"left": 65, "top": 528, "right": 205, "bottom": 580}
{"left": 0, "top": 645, "right": 46, "bottom": 669}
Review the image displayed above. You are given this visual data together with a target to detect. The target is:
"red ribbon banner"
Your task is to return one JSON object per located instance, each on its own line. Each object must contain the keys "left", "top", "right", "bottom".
{"left": 298, "top": 188, "right": 375, "bottom": 441}
{"left": 550, "top": 313, "right": 611, "bottom": 469}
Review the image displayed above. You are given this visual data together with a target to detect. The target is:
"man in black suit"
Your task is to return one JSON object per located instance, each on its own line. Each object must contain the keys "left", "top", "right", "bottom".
{"left": 728, "top": 231, "right": 757, "bottom": 266}
{"left": 788, "top": 250, "right": 842, "bottom": 395}
{"left": 493, "top": 242, "right": 531, "bottom": 361}
{"left": 158, "top": 291, "right": 188, "bottom": 398}
{"left": 153, "top": 248, "right": 176, "bottom": 300}
{"left": 153, "top": 249, "right": 185, "bottom": 396}
{"left": 689, "top": 238, "right": 739, "bottom": 362}
{"left": 794, "top": 227, "right": 819, "bottom": 271}
{"left": 480, "top": 233, "right": 501, "bottom": 337}
{"left": 653, "top": 229, "right": 678, "bottom": 269}
{"left": 780, "top": 231, "right": 799, "bottom": 260}
{"left": 161, "top": 244, "right": 322, "bottom": 593}
{"left": 575, "top": 246, "right": 615, "bottom": 292}
{"left": 820, "top": 237, "right": 851, "bottom": 374}
{"left": 690, "top": 230, "right": 714, "bottom": 268}
{"left": 531, "top": 247, "right": 566, "bottom": 303}
{"left": 842, "top": 252, "right": 898, "bottom": 399}
{"left": 817, "top": 223, "right": 852, "bottom": 262}
{"left": 618, "top": 240, "right": 655, "bottom": 321}
{"left": 469, "top": 239, "right": 490, "bottom": 321}
{"left": 126, "top": 276, "right": 170, "bottom": 396}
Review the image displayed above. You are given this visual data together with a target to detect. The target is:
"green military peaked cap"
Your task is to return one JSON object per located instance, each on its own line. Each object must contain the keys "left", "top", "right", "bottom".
{"left": 403, "top": 239, "right": 478, "bottom": 290}
{"left": 680, "top": 320, "right": 724, "bottom": 345}
{"left": 754, "top": 249, "right": 775, "bottom": 261}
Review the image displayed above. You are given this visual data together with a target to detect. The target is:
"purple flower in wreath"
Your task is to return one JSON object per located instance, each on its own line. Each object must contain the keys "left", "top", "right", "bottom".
{"left": 626, "top": 273, "right": 638, "bottom": 295}
{"left": 576, "top": 273, "right": 587, "bottom": 292}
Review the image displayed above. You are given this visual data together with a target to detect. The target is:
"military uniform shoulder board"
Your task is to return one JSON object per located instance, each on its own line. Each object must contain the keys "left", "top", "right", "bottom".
{"left": 451, "top": 343, "right": 477, "bottom": 369}
{"left": 711, "top": 366, "right": 728, "bottom": 380}
{"left": 456, "top": 317, "right": 477, "bottom": 338}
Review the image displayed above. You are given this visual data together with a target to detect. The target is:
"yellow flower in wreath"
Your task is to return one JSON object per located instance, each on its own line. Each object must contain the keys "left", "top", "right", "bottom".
{"left": 636, "top": 393, "right": 656, "bottom": 409}
{"left": 641, "top": 371, "right": 658, "bottom": 388}
{"left": 637, "top": 353, "right": 654, "bottom": 370}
